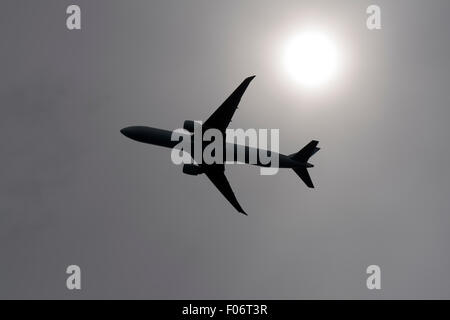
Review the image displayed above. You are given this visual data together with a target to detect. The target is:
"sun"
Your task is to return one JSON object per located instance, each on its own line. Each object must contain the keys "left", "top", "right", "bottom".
{"left": 284, "top": 31, "right": 341, "bottom": 88}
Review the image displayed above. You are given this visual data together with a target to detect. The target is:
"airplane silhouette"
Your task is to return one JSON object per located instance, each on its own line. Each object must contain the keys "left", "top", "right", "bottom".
{"left": 121, "top": 76, "right": 320, "bottom": 215}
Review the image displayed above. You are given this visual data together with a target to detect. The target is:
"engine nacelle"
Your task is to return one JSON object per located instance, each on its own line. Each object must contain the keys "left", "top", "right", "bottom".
{"left": 183, "top": 120, "right": 197, "bottom": 133}
{"left": 182, "top": 164, "right": 203, "bottom": 176}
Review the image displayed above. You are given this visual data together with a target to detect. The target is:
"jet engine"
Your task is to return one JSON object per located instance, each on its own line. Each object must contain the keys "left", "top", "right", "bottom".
{"left": 182, "top": 164, "right": 203, "bottom": 176}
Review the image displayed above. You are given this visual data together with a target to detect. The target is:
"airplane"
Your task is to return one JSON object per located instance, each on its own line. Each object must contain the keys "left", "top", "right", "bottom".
{"left": 121, "top": 76, "right": 320, "bottom": 215}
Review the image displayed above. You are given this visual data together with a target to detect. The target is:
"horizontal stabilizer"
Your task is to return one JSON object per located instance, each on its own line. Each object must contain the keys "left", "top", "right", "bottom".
{"left": 293, "top": 167, "right": 314, "bottom": 189}
{"left": 290, "top": 140, "right": 320, "bottom": 163}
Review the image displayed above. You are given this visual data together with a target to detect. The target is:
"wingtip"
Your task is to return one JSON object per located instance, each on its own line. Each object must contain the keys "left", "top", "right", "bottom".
{"left": 238, "top": 207, "right": 248, "bottom": 216}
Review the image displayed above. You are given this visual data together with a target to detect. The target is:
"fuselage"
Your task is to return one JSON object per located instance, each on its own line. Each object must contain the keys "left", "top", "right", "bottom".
{"left": 120, "top": 126, "right": 306, "bottom": 169}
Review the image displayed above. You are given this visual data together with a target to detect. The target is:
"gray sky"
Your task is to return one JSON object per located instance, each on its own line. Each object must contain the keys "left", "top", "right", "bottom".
{"left": 1, "top": 0, "right": 450, "bottom": 299}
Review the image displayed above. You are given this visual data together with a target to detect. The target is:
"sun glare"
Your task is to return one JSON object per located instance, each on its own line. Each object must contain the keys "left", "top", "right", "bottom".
{"left": 284, "top": 31, "right": 341, "bottom": 88}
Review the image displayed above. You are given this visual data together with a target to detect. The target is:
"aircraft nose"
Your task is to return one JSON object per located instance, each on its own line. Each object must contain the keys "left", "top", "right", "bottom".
{"left": 120, "top": 127, "right": 134, "bottom": 139}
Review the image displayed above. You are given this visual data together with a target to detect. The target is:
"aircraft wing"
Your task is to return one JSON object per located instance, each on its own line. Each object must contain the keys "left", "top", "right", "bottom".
{"left": 205, "top": 168, "right": 247, "bottom": 215}
{"left": 203, "top": 76, "right": 255, "bottom": 133}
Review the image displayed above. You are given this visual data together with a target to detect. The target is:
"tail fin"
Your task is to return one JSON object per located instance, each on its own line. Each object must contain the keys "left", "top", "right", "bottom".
{"left": 290, "top": 140, "right": 320, "bottom": 189}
